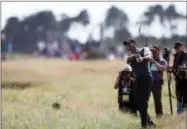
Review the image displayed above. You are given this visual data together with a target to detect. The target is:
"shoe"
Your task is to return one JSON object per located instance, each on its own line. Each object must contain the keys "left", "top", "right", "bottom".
{"left": 148, "top": 121, "right": 157, "bottom": 128}
{"left": 156, "top": 114, "right": 163, "bottom": 118}
{"left": 142, "top": 125, "right": 148, "bottom": 129}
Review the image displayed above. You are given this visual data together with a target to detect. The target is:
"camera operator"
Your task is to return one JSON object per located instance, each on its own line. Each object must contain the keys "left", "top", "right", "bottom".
{"left": 168, "top": 42, "right": 187, "bottom": 114}
{"left": 150, "top": 46, "right": 167, "bottom": 118}
{"left": 114, "top": 64, "right": 137, "bottom": 115}
{"left": 163, "top": 46, "right": 170, "bottom": 63}
{"left": 123, "top": 38, "right": 156, "bottom": 128}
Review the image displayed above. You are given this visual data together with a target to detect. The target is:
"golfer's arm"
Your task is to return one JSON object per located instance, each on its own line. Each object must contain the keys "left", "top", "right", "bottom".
{"left": 126, "top": 55, "right": 135, "bottom": 64}
{"left": 142, "top": 47, "right": 152, "bottom": 61}
{"left": 127, "top": 57, "right": 133, "bottom": 64}
{"left": 143, "top": 55, "right": 152, "bottom": 61}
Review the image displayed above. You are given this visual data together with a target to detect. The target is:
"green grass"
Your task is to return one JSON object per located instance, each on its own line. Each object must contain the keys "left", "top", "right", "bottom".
{"left": 2, "top": 58, "right": 186, "bottom": 129}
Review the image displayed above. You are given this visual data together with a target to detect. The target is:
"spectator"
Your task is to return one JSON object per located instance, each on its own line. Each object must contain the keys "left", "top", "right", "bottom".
{"left": 37, "top": 40, "right": 46, "bottom": 55}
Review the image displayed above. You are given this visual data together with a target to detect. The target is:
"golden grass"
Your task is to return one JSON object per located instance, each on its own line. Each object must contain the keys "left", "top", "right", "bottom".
{"left": 2, "top": 57, "right": 186, "bottom": 129}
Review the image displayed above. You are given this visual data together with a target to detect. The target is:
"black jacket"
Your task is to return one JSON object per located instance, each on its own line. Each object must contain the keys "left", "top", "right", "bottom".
{"left": 173, "top": 51, "right": 187, "bottom": 79}
{"left": 118, "top": 78, "right": 134, "bottom": 104}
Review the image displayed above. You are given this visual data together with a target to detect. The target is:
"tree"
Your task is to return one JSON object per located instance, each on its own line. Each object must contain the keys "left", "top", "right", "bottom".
{"left": 3, "top": 17, "right": 21, "bottom": 41}
{"left": 114, "top": 27, "right": 131, "bottom": 42}
{"left": 57, "top": 10, "right": 90, "bottom": 43}
{"left": 2, "top": 9, "right": 90, "bottom": 53}
{"left": 73, "top": 10, "right": 89, "bottom": 26}
{"left": 58, "top": 16, "right": 72, "bottom": 34}
{"left": 104, "top": 6, "right": 131, "bottom": 43}
{"left": 140, "top": 4, "right": 186, "bottom": 37}
{"left": 105, "top": 6, "right": 129, "bottom": 30}
{"left": 165, "top": 4, "right": 186, "bottom": 36}
{"left": 140, "top": 4, "right": 165, "bottom": 27}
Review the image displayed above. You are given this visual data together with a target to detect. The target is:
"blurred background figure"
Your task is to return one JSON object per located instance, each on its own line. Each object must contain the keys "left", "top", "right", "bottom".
{"left": 7, "top": 40, "right": 13, "bottom": 54}
{"left": 36, "top": 40, "right": 46, "bottom": 56}
{"left": 163, "top": 46, "right": 170, "bottom": 63}
{"left": 1, "top": 32, "right": 14, "bottom": 60}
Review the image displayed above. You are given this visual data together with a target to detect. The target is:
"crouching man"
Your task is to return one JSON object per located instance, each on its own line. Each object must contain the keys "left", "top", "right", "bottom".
{"left": 114, "top": 64, "right": 137, "bottom": 115}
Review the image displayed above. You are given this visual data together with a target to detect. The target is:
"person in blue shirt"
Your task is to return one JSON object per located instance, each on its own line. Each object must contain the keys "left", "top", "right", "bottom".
{"left": 150, "top": 46, "right": 167, "bottom": 118}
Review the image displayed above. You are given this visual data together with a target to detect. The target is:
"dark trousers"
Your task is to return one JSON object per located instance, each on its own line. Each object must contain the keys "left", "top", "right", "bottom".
{"left": 176, "top": 78, "right": 187, "bottom": 109}
{"left": 118, "top": 95, "right": 137, "bottom": 114}
{"left": 134, "top": 77, "right": 153, "bottom": 127}
{"left": 151, "top": 81, "right": 163, "bottom": 117}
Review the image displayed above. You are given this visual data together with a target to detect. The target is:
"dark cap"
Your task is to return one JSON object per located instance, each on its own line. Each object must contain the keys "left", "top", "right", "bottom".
{"left": 153, "top": 45, "right": 160, "bottom": 50}
{"left": 123, "top": 38, "right": 136, "bottom": 45}
{"left": 174, "top": 41, "right": 182, "bottom": 48}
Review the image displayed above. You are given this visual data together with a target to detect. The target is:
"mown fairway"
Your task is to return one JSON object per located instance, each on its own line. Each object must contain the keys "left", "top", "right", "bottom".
{"left": 2, "top": 57, "right": 186, "bottom": 129}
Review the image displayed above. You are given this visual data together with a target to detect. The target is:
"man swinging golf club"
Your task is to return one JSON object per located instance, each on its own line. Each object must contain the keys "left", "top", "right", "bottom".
{"left": 123, "top": 38, "right": 156, "bottom": 128}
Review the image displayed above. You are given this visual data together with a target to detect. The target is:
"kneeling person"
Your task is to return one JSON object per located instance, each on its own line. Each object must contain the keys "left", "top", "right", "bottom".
{"left": 114, "top": 64, "right": 137, "bottom": 114}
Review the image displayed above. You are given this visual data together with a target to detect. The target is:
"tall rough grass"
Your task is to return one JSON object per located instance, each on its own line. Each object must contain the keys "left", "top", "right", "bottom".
{"left": 2, "top": 58, "right": 186, "bottom": 129}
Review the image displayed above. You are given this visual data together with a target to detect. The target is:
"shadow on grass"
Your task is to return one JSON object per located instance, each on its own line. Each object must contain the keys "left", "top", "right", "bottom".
{"left": 2, "top": 82, "right": 32, "bottom": 89}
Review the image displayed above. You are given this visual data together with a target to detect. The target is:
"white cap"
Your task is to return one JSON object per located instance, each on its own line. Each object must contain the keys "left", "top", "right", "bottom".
{"left": 123, "top": 64, "right": 132, "bottom": 72}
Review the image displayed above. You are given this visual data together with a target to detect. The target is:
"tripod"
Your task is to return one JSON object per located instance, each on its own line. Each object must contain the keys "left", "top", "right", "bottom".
{"left": 167, "top": 71, "right": 173, "bottom": 115}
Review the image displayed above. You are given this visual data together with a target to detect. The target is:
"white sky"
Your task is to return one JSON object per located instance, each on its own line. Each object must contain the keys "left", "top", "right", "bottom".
{"left": 1, "top": 2, "right": 186, "bottom": 43}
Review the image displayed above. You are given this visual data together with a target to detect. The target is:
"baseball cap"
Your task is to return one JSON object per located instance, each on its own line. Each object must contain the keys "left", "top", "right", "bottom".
{"left": 123, "top": 64, "right": 132, "bottom": 72}
{"left": 153, "top": 45, "right": 160, "bottom": 50}
{"left": 123, "top": 38, "right": 136, "bottom": 45}
{"left": 174, "top": 41, "right": 182, "bottom": 49}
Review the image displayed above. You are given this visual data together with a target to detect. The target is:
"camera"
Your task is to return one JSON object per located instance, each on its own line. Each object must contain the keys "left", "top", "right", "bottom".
{"left": 176, "top": 64, "right": 187, "bottom": 78}
{"left": 121, "top": 71, "right": 130, "bottom": 76}
{"left": 163, "top": 47, "right": 170, "bottom": 54}
{"left": 163, "top": 47, "right": 170, "bottom": 63}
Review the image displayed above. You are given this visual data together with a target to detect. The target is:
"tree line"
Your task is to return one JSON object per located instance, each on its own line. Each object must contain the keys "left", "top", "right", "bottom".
{"left": 1, "top": 4, "right": 186, "bottom": 53}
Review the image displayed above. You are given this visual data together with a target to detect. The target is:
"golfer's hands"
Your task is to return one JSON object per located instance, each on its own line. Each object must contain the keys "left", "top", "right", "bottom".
{"left": 135, "top": 56, "right": 144, "bottom": 63}
{"left": 128, "top": 55, "right": 136, "bottom": 60}
{"left": 127, "top": 54, "right": 139, "bottom": 63}
{"left": 138, "top": 57, "right": 144, "bottom": 63}
{"left": 131, "top": 54, "right": 140, "bottom": 58}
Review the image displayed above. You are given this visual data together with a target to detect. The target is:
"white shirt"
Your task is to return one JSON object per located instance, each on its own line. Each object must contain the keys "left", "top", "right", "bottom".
{"left": 124, "top": 47, "right": 152, "bottom": 62}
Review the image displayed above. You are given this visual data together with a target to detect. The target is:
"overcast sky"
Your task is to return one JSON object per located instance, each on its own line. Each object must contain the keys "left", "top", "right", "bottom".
{"left": 2, "top": 2, "right": 186, "bottom": 43}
